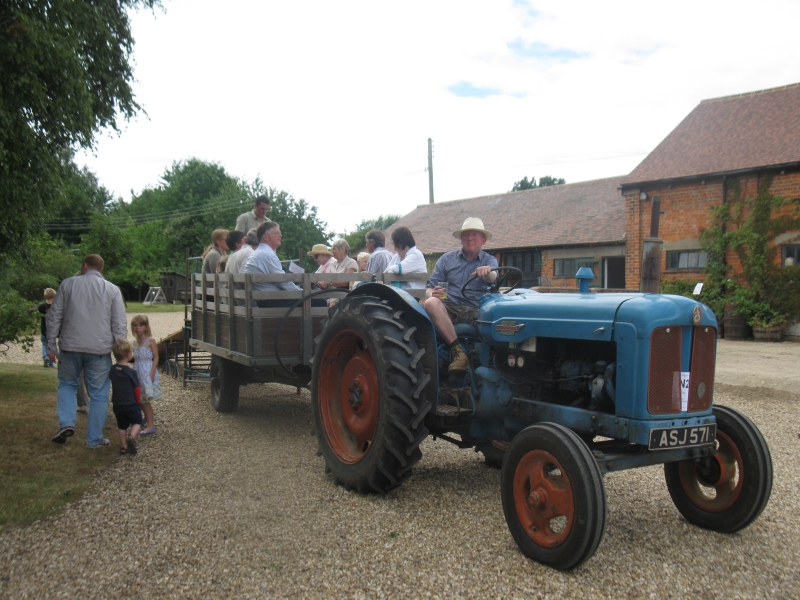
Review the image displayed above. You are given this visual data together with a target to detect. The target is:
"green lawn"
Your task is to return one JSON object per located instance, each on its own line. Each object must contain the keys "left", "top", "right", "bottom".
{"left": 0, "top": 364, "right": 120, "bottom": 531}
{"left": 125, "top": 301, "right": 188, "bottom": 314}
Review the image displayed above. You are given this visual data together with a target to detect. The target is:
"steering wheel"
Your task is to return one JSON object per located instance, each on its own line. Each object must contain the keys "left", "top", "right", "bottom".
{"left": 460, "top": 266, "right": 523, "bottom": 298}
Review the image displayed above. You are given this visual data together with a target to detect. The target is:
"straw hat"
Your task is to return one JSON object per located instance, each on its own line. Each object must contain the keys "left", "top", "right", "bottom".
{"left": 307, "top": 244, "right": 333, "bottom": 257}
{"left": 452, "top": 217, "right": 492, "bottom": 241}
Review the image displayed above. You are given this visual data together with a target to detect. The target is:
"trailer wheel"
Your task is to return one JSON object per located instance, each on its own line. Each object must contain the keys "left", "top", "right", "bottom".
{"left": 501, "top": 423, "right": 606, "bottom": 570}
{"left": 664, "top": 405, "right": 772, "bottom": 532}
{"left": 312, "top": 295, "right": 431, "bottom": 493}
{"left": 210, "top": 356, "right": 240, "bottom": 413}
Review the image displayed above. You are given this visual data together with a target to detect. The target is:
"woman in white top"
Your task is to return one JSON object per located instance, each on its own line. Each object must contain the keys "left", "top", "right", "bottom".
{"left": 323, "top": 239, "right": 358, "bottom": 289}
{"left": 385, "top": 226, "right": 427, "bottom": 289}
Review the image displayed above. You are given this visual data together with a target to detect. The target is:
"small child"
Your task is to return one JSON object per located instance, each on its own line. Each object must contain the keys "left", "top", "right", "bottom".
{"left": 37, "top": 288, "right": 57, "bottom": 368}
{"left": 131, "top": 314, "right": 161, "bottom": 435}
{"left": 109, "top": 339, "right": 143, "bottom": 456}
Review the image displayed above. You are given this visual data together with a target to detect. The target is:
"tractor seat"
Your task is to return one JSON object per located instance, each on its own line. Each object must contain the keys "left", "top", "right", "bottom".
{"left": 454, "top": 323, "right": 480, "bottom": 341}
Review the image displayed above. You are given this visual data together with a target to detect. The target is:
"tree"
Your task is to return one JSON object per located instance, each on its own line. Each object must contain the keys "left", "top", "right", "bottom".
{"left": 340, "top": 214, "right": 402, "bottom": 255}
{"left": 0, "top": 0, "right": 158, "bottom": 253}
{"left": 78, "top": 158, "right": 331, "bottom": 294}
{"left": 45, "top": 160, "right": 117, "bottom": 246}
{"left": 511, "top": 175, "right": 565, "bottom": 192}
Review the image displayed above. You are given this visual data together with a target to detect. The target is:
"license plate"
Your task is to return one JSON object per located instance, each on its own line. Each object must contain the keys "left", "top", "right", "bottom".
{"left": 648, "top": 424, "right": 716, "bottom": 451}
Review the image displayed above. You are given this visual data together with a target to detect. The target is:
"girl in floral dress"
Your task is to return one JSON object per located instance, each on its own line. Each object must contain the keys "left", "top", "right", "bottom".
{"left": 131, "top": 314, "right": 161, "bottom": 435}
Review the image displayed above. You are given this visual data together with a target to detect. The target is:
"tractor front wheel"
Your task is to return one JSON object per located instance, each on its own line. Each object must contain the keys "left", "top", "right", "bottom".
{"left": 664, "top": 405, "right": 772, "bottom": 532}
{"left": 311, "top": 295, "right": 431, "bottom": 493}
{"left": 501, "top": 423, "right": 606, "bottom": 570}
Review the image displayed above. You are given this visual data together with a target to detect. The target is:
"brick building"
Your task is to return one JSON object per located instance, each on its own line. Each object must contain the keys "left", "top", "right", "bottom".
{"left": 385, "top": 176, "right": 627, "bottom": 289}
{"left": 620, "top": 83, "right": 800, "bottom": 290}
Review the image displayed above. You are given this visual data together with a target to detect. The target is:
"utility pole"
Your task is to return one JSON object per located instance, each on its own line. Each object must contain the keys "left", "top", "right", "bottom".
{"left": 427, "top": 138, "right": 434, "bottom": 204}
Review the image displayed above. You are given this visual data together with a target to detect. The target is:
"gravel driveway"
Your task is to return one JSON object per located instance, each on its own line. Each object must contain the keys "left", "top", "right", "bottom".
{"left": 1, "top": 314, "right": 798, "bottom": 598}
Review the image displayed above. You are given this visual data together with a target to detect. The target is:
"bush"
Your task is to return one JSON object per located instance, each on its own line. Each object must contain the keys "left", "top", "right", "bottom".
{"left": 0, "top": 287, "right": 36, "bottom": 351}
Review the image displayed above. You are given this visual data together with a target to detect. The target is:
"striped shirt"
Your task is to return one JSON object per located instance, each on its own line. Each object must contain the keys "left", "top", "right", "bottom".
{"left": 427, "top": 249, "right": 498, "bottom": 309}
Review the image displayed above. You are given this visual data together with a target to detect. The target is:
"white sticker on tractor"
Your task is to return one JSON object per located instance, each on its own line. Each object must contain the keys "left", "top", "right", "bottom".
{"left": 681, "top": 371, "right": 690, "bottom": 412}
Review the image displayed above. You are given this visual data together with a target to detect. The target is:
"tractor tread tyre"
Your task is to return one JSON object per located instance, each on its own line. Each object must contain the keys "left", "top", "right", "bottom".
{"left": 664, "top": 404, "right": 772, "bottom": 533}
{"left": 312, "top": 295, "right": 431, "bottom": 494}
{"left": 501, "top": 423, "right": 606, "bottom": 571}
{"left": 210, "top": 356, "right": 240, "bottom": 413}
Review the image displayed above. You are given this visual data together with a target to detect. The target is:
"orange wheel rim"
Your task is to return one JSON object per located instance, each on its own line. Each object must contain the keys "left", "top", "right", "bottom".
{"left": 513, "top": 449, "right": 575, "bottom": 548}
{"left": 678, "top": 429, "right": 743, "bottom": 512}
{"left": 318, "top": 329, "right": 380, "bottom": 464}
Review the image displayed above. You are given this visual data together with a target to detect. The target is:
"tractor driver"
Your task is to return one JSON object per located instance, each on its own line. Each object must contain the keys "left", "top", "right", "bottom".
{"left": 424, "top": 217, "right": 497, "bottom": 372}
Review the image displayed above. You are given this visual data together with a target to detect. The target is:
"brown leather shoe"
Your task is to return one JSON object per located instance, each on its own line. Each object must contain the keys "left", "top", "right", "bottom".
{"left": 448, "top": 345, "right": 469, "bottom": 372}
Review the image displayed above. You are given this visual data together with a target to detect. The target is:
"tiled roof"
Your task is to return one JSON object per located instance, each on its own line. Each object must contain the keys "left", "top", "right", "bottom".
{"left": 385, "top": 176, "right": 627, "bottom": 254}
{"left": 624, "top": 83, "right": 800, "bottom": 186}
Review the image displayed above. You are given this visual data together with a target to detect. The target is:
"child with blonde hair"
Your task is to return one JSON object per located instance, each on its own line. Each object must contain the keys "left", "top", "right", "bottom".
{"left": 131, "top": 314, "right": 161, "bottom": 434}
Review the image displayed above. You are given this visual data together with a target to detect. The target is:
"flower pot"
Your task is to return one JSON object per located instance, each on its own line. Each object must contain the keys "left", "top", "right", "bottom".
{"left": 752, "top": 326, "right": 783, "bottom": 342}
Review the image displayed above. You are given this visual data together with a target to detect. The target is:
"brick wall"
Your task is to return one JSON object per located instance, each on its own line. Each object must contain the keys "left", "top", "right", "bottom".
{"left": 624, "top": 169, "right": 800, "bottom": 290}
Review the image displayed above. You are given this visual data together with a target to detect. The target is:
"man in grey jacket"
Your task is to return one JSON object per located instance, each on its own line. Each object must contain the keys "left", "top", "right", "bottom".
{"left": 47, "top": 254, "right": 127, "bottom": 447}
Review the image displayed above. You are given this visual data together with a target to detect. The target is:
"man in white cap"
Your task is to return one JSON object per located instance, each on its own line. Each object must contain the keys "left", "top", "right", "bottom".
{"left": 424, "top": 217, "right": 498, "bottom": 371}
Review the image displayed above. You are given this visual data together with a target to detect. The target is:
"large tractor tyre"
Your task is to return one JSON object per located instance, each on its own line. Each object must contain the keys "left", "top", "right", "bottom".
{"left": 210, "top": 356, "right": 240, "bottom": 413}
{"left": 664, "top": 405, "right": 772, "bottom": 533}
{"left": 501, "top": 423, "right": 606, "bottom": 571}
{"left": 311, "top": 295, "right": 432, "bottom": 493}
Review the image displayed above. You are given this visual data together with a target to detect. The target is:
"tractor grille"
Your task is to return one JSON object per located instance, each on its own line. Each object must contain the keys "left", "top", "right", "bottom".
{"left": 648, "top": 327, "right": 682, "bottom": 414}
{"left": 688, "top": 327, "right": 716, "bottom": 412}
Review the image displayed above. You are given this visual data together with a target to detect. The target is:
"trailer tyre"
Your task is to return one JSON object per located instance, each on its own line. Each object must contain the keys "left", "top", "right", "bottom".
{"left": 210, "top": 356, "right": 240, "bottom": 413}
{"left": 501, "top": 423, "right": 606, "bottom": 570}
{"left": 664, "top": 405, "right": 772, "bottom": 533}
{"left": 312, "top": 295, "right": 431, "bottom": 493}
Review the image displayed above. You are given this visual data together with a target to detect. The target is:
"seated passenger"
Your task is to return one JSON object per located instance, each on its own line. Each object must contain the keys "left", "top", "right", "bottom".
{"left": 309, "top": 244, "right": 336, "bottom": 277}
{"left": 320, "top": 239, "right": 358, "bottom": 290}
{"left": 384, "top": 226, "right": 427, "bottom": 289}
{"left": 243, "top": 221, "right": 301, "bottom": 307}
{"left": 424, "top": 218, "right": 497, "bottom": 371}
{"left": 201, "top": 229, "right": 229, "bottom": 275}
{"left": 356, "top": 252, "right": 370, "bottom": 273}
{"left": 350, "top": 251, "right": 372, "bottom": 290}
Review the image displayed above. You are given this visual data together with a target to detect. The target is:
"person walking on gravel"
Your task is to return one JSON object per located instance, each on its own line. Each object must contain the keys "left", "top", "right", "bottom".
{"left": 109, "top": 339, "right": 143, "bottom": 456}
{"left": 47, "top": 254, "right": 127, "bottom": 447}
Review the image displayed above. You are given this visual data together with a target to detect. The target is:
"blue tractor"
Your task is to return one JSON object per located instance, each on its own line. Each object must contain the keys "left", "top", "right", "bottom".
{"left": 310, "top": 268, "right": 772, "bottom": 570}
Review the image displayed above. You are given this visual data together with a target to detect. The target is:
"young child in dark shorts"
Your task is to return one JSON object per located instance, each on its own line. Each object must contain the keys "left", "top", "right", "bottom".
{"left": 109, "top": 339, "right": 143, "bottom": 456}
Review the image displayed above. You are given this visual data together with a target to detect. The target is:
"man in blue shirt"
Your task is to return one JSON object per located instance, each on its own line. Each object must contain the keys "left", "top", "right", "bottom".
{"left": 365, "top": 229, "right": 393, "bottom": 275}
{"left": 425, "top": 218, "right": 498, "bottom": 371}
{"left": 243, "top": 221, "right": 301, "bottom": 306}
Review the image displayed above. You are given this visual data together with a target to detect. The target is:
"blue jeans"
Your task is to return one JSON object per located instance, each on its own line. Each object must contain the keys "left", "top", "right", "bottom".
{"left": 57, "top": 351, "right": 111, "bottom": 446}
{"left": 40, "top": 335, "right": 48, "bottom": 361}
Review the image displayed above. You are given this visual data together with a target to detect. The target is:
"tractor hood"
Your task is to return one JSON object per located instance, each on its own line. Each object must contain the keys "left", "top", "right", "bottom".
{"left": 477, "top": 291, "right": 716, "bottom": 344}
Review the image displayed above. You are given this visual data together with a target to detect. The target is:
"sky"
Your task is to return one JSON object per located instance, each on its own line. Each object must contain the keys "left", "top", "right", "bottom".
{"left": 77, "top": 0, "right": 800, "bottom": 237}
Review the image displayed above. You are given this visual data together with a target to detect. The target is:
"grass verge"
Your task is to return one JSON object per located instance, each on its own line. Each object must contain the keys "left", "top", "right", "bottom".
{"left": 125, "top": 301, "right": 187, "bottom": 314}
{"left": 0, "top": 364, "right": 120, "bottom": 532}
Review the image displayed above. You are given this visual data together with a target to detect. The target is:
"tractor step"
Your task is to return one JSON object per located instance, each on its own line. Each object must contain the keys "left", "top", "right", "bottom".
{"left": 435, "top": 387, "right": 474, "bottom": 417}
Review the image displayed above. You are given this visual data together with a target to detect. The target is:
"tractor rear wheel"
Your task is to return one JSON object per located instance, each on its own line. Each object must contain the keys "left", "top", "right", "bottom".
{"left": 210, "top": 356, "right": 240, "bottom": 413}
{"left": 501, "top": 423, "right": 606, "bottom": 570}
{"left": 311, "top": 295, "right": 431, "bottom": 493}
{"left": 664, "top": 405, "right": 772, "bottom": 532}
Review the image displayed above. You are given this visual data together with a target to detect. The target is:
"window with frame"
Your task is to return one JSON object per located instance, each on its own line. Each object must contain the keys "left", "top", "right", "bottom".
{"left": 666, "top": 250, "right": 708, "bottom": 271}
{"left": 553, "top": 258, "right": 601, "bottom": 286}
{"left": 783, "top": 244, "right": 800, "bottom": 266}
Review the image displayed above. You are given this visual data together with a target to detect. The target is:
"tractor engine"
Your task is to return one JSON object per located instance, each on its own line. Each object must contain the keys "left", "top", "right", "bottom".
{"left": 482, "top": 336, "right": 617, "bottom": 412}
